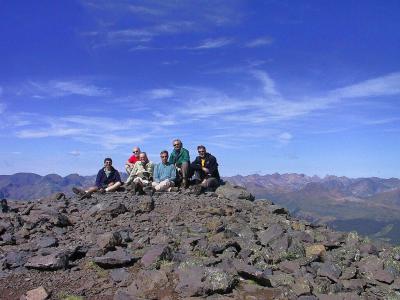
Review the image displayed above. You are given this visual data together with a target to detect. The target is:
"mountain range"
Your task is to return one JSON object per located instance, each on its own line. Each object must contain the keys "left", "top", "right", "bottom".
{"left": 225, "top": 173, "right": 400, "bottom": 244}
{"left": 1, "top": 172, "right": 400, "bottom": 244}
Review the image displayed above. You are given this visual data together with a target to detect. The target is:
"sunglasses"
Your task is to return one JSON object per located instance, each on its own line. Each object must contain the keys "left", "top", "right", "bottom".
{"left": 173, "top": 144, "right": 180, "bottom": 146}
{"left": 133, "top": 150, "right": 139, "bottom": 153}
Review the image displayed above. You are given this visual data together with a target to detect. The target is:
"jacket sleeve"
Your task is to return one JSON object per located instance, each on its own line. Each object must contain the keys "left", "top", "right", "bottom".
{"left": 114, "top": 170, "right": 122, "bottom": 182}
{"left": 168, "top": 152, "right": 175, "bottom": 164}
{"left": 207, "top": 155, "right": 218, "bottom": 175}
{"left": 182, "top": 149, "right": 190, "bottom": 163}
{"left": 190, "top": 156, "right": 202, "bottom": 171}
{"left": 169, "top": 165, "right": 176, "bottom": 181}
{"left": 95, "top": 170, "right": 103, "bottom": 188}
{"left": 147, "top": 162, "right": 154, "bottom": 177}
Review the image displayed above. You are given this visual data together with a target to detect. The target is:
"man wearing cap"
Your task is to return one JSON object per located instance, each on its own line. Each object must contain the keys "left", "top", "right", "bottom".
{"left": 125, "top": 146, "right": 141, "bottom": 175}
{"left": 191, "top": 145, "right": 220, "bottom": 192}
{"left": 72, "top": 157, "right": 122, "bottom": 199}
{"left": 126, "top": 152, "right": 154, "bottom": 194}
{"left": 169, "top": 139, "right": 190, "bottom": 188}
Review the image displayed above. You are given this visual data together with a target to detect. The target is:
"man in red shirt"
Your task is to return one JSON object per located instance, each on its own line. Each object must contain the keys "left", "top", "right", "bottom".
{"left": 125, "top": 146, "right": 141, "bottom": 175}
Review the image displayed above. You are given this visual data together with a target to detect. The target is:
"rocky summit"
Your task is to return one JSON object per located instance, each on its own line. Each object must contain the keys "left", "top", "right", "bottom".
{"left": 1, "top": 183, "right": 400, "bottom": 300}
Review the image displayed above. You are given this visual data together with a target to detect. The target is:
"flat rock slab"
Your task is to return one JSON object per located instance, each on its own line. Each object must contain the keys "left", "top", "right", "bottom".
{"left": 258, "top": 224, "right": 284, "bottom": 246}
{"left": 93, "top": 248, "right": 134, "bottom": 268}
{"left": 215, "top": 183, "right": 254, "bottom": 201}
{"left": 175, "top": 266, "right": 238, "bottom": 297}
{"left": 123, "top": 269, "right": 169, "bottom": 299}
{"left": 36, "top": 237, "right": 58, "bottom": 249}
{"left": 25, "top": 251, "right": 68, "bottom": 270}
{"left": 140, "top": 244, "right": 172, "bottom": 268}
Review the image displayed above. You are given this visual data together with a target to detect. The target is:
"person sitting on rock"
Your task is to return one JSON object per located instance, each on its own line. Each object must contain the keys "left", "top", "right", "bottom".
{"left": 125, "top": 146, "right": 141, "bottom": 175}
{"left": 152, "top": 150, "right": 177, "bottom": 192}
{"left": 169, "top": 139, "right": 190, "bottom": 188}
{"left": 1, "top": 198, "right": 9, "bottom": 213}
{"left": 126, "top": 152, "right": 154, "bottom": 194}
{"left": 72, "top": 157, "right": 122, "bottom": 199}
{"left": 190, "top": 145, "right": 220, "bottom": 193}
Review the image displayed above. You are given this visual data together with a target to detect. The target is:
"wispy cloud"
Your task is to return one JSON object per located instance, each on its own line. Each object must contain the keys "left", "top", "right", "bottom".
{"left": 277, "top": 132, "right": 293, "bottom": 144}
{"left": 190, "top": 38, "right": 233, "bottom": 49}
{"left": 7, "top": 70, "right": 400, "bottom": 151}
{"left": 245, "top": 36, "right": 274, "bottom": 48}
{"left": 147, "top": 88, "right": 174, "bottom": 99}
{"left": 68, "top": 150, "right": 81, "bottom": 156}
{"left": 127, "top": 5, "right": 164, "bottom": 16}
{"left": 25, "top": 80, "right": 110, "bottom": 98}
{"left": 331, "top": 72, "right": 400, "bottom": 98}
{"left": 0, "top": 86, "right": 5, "bottom": 114}
{"left": 81, "top": 1, "right": 243, "bottom": 49}
{"left": 12, "top": 113, "right": 169, "bottom": 149}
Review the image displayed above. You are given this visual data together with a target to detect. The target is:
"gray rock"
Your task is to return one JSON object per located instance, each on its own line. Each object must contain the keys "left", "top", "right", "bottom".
{"left": 317, "top": 262, "right": 342, "bottom": 282}
{"left": 21, "top": 286, "right": 49, "bottom": 300}
{"left": 232, "top": 259, "right": 271, "bottom": 286}
{"left": 25, "top": 251, "right": 69, "bottom": 270}
{"left": 124, "top": 269, "right": 169, "bottom": 299}
{"left": 215, "top": 183, "right": 254, "bottom": 201}
{"left": 175, "top": 266, "right": 237, "bottom": 297}
{"left": 137, "top": 196, "right": 154, "bottom": 214}
{"left": 36, "top": 237, "right": 58, "bottom": 249}
{"left": 97, "top": 232, "right": 123, "bottom": 251}
{"left": 110, "top": 268, "right": 131, "bottom": 284}
{"left": 258, "top": 224, "right": 284, "bottom": 246}
{"left": 5, "top": 251, "right": 30, "bottom": 269}
{"left": 93, "top": 248, "right": 135, "bottom": 268}
{"left": 140, "top": 244, "right": 172, "bottom": 268}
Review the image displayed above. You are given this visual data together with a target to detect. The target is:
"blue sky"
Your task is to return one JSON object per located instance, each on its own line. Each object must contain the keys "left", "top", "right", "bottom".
{"left": 1, "top": 0, "right": 400, "bottom": 178}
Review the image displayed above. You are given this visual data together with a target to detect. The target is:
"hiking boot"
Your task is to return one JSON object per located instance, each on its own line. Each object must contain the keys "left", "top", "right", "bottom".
{"left": 181, "top": 179, "right": 189, "bottom": 189}
{"left": 72, "top": 187, "right": 86, "bottom": 196}
{"left": 169, "top": 186, "right": 179, "bottom": 192}
{"left": 192, "top": 184, "right": 203, "bottom": 196}
{"left": 143, "top": 186, "right": 155, "bottom": 196}
{"left": 127, "top": 182, "right": 137, "bottom": 193}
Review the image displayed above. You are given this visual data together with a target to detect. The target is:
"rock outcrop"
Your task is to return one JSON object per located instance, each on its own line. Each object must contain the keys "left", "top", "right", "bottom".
{"left": 1, "top": 183, "right": 400, "bottom": 299}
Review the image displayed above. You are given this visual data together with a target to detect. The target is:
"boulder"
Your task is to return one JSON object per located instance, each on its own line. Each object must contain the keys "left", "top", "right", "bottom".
{"left": 140, "top": 244, "right": 172, "bottom": 268}
{"left": 25, "top": 251, "right": 69, "bottom": 270}
{"left": 215, "top": 183, "right": 254, "bottom": 201}
{"left": 20, "top": 286, "right": 49, "bottom": 300}
{"left": 97, "top": 232, "right": 123, "bottom": 251}
{"left": 93, "top": 248, "right": 135, "bottom": 268}
{"left": 121, "top": 269, "right": 169, "bottom": 299}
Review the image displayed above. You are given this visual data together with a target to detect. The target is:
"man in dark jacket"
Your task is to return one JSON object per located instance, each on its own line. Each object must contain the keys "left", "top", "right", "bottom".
{"left": 190, "top": 145, "right": 220, "bottom": 192}
{"left": 72, "top": 157, "right": 122, "bottom": 199}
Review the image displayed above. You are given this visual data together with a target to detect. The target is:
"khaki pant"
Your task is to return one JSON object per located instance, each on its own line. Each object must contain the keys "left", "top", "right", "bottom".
{"left": 133, "top": 177, "right": 150, "bottom": 187}
{"left": 152, "top": 179, "right": 174, "bottom": 192}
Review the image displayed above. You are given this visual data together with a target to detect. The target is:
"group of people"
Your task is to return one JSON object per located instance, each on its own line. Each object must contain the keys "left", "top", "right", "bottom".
{"left": 72, "top": 139, "right": 220, "bottom": 199}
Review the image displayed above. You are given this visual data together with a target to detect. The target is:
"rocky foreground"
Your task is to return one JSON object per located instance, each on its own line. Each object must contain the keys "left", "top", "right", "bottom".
{"left": 1, "top": 183, "right": 400, "bottom": 300}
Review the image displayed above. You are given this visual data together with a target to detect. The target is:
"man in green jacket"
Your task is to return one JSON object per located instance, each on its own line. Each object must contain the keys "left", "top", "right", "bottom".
{"left": 169, "top": 139, "right": 190, "bottom": 188}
